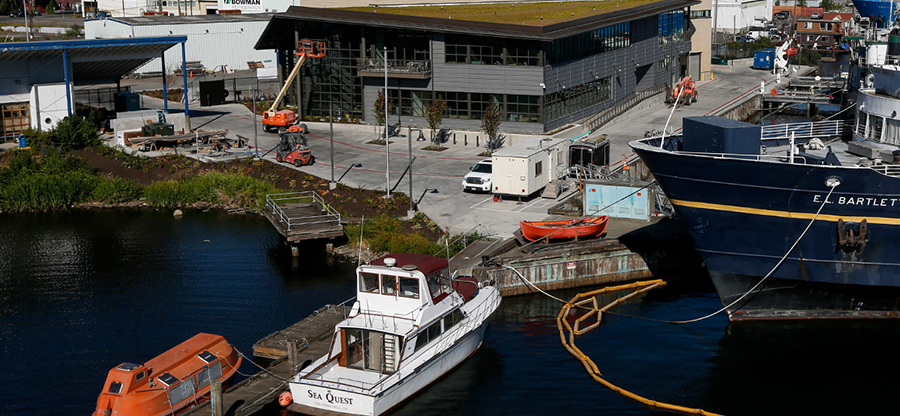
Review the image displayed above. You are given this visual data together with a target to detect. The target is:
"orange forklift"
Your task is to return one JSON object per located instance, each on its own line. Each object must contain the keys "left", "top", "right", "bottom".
{"left": 262, "top": 39, "right": 326, "bottom": 133}
{"left": 274, "top": 124, "right": 313, "bottom": 167}
{"left": 666, "top": 76, "right": 698, "bottom": 106}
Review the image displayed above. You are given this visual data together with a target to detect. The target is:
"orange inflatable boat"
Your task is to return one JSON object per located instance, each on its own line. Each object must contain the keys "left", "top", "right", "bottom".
{"left": 95, "top": 333, "right": 242, "bottom": 416}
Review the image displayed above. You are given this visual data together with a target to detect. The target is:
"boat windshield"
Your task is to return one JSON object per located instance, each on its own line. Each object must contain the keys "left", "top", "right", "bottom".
{"left": 427, "top": 269, "right": 452, "bottom": 302}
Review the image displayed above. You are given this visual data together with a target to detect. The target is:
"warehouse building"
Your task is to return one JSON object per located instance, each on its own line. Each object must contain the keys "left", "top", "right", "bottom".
{"left": 255, "top": 0, "right": 699, "bottom": 133}
{"left": 85, "top": 13, "right": 276, "bottom": 74}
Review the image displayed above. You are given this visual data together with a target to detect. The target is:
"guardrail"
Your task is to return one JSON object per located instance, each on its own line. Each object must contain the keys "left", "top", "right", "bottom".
{"left": 760, "top": 119, "right": 851, "bottom": 140}
{"left": 265, "top": 191, "right": 340, "bottom": 231}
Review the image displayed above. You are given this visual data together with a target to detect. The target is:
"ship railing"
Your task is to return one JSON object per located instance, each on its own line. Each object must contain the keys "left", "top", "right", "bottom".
{"left": 868, "top": 164, "right": 900, "bottom": 177}
{"left": 265, "top": 191, "right": 341, "bottom": 231}
{"left": 760, "top": 119, "right": 852, "bottom": 141}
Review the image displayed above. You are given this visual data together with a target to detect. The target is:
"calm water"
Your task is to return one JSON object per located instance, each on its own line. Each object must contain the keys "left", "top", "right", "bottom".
{"left": 2, "top": 210, "right": 900, "bottom": 416}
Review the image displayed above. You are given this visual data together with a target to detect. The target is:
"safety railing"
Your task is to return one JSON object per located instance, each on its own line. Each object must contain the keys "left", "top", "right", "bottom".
{"left": 760, "top": 119, "right": 851, "bottom": 141}
{"left": 265, "top": 191, "right": 340, "bottom": 231}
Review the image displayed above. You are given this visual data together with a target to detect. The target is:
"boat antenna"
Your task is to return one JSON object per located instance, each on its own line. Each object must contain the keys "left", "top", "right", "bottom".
{"left": 358, "top": 215, "right": 365, "bottom": 267}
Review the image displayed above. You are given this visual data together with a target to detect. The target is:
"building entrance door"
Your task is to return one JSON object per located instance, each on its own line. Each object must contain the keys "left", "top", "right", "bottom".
{"left": 690, "top": 52, "right": 701, "bottom": 80}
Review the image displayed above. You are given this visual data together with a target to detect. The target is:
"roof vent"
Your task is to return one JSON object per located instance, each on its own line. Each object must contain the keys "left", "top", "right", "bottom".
{"left": 402, "top": 264, "right": 417, "bottom": 271}
{"left": 383, "top": 257, "right": 396, "bottom": 267}
{"left": 116, "top": 362, "right": 140, "bottom": 372}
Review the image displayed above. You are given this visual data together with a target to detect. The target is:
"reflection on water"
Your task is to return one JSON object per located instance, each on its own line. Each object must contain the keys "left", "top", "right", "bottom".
{"left": 2, "top": 211, "right": 899, "bottom": 416}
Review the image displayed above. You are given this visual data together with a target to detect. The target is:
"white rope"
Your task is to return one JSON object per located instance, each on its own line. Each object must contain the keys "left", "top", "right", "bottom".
{"left": 669, "top": 180, "right": 840, "bottom": 324}
{"left": 498, "top": 263, "right": 569, "bottom": 304}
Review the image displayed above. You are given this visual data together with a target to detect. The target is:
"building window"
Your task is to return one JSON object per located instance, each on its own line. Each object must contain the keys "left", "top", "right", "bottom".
{"left": 658, "top": 10, "right": 685, "bottom": 44}
{"left": 543, "top": 76, "right": 612, "bottom": 122}
{"left": 547, "top": 22, "right": 630, "bottom": 65}
{"left": 690, "top": 9, "right": 711, "bottom": 18}
{"left": 535, "top": 161, "right": 542, "bottom": 177}
{"left": 804, "top": 22, "right": 813, "bottom": 29}
{"left": 445, "top": 35, "right": 539, "bottom": 66}
{"left": 389, "top": 90, "right": 540, "bottom": 123}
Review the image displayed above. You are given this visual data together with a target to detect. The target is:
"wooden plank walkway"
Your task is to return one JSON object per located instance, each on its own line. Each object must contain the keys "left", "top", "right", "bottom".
{"left": 182, "top": 304, "right": 350, "bottom": 416}
{"left": 253, "top": 304, "right": 351, "bottom": 359}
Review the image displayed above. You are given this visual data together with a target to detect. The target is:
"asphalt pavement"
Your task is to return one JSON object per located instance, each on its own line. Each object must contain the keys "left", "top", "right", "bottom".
{"left": 121, "top": 58, "right": 807, "bottom": 239}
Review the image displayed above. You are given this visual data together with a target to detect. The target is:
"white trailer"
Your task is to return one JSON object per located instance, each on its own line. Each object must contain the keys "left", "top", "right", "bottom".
{"left": 491, "top": 136, "right": 570, "bottom": 197}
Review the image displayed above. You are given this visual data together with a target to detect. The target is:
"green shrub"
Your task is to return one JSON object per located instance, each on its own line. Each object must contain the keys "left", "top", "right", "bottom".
{"left": 143, "top": 172, "right": 281, "bottom": 209}
{"left": 0, "top": 171, "right": 98, "bottom": 211}
{"left": 52, "top": 115, "right": 101, "bottom": 150}
{"left": 92, "top": 177, "right": 143, "bottom": 203}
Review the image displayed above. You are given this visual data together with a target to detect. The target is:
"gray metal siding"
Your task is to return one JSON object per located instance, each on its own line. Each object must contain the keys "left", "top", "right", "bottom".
{"left": 431, "top": 36, "right": 544, "bottom": 96}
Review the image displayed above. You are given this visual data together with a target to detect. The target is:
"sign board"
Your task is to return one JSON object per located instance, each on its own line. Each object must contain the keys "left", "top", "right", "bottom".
{"left": 216, "top": 0, "right": 294, "bottom": 13}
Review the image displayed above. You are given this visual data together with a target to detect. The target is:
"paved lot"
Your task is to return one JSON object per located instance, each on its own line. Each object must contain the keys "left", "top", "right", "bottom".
{"left": 122, "top": 59, "right": 809, "bottom": 238}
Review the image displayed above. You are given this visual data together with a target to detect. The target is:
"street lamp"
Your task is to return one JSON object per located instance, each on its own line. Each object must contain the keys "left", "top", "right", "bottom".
{"left": 384, "top": 46, "right": 391, "bottom": 199}
{"left": 338, "top": 163, "right": 363, "bottom": 182}
{"left": 329, "top": 105, "right": 336, "bottom": 189}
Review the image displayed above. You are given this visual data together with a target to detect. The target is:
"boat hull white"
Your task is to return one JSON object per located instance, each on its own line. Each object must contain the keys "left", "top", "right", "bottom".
{"left": 289, "top": 317, "right": 491, "bottom": 416}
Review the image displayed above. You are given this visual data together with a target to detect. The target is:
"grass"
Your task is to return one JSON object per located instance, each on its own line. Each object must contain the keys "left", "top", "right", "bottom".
{"left": 340, "top": 0, "right": 659, "bottom": 26}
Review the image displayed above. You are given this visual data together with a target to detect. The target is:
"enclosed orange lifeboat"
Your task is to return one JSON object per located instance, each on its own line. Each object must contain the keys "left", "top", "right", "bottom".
{"left": 95, "top": 333, "right": 242, "bottom": 416}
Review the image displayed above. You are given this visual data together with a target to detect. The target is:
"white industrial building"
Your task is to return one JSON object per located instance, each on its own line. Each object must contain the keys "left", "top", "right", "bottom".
{"left": 93, "top": 0, "right": 295, "bottom": 17}
{"left": 84, "top": 14, "right": 276, "bottom": 74}
{"left": 711, "top": 0, "right": 774, "bottom": 31}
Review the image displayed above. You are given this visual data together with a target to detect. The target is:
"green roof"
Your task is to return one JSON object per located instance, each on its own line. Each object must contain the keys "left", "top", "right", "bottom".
{"left": 340, "top": 0, "right": 662, "bottom": 27}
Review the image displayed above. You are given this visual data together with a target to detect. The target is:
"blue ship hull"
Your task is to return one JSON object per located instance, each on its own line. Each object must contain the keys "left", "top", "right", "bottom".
{"left": 630, "top": 135, "right": 900, "bottom": 320}
{"left": 853, "top": 0, "right": 896, "bottom": 26}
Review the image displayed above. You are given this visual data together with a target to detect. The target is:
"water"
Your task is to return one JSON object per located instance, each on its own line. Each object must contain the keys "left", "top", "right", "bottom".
{"left": 3, "top": 210, "right": 900, "bottom": 416}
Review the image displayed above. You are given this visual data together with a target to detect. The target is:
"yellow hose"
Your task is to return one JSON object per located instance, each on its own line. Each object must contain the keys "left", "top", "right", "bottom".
{"left": 556, "top": 280, "right": 724, "bottom": 416}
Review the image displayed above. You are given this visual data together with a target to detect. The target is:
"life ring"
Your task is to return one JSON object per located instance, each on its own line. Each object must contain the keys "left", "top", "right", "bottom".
{"left": 770, "top": 88, "right": 778, "bottom": 97}
{"left": 278, "top": 391, "right": 293, "bottom": 407}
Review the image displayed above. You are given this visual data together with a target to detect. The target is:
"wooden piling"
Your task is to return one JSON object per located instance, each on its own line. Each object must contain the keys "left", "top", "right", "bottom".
{"left": 211, "top": 380, "right": 223, "bottom": 416}
{"left": 287, "top": 340, "right": 298, "bottom": 377}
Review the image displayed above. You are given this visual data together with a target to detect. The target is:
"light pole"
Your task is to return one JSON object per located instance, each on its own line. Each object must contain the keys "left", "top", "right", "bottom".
{"left": 252, "top": 87, "right": 258, "bottom": 158}
{"left": 329, "top": 105, "right": 336, "bottom": 189}
{"left": 407, "top": 126, "right": 414, "bottom": 218}
{"left": 384, "top": 46, "right": 391, "bottom": 199}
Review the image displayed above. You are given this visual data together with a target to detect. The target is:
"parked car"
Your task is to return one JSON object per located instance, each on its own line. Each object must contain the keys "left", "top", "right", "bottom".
{"left": 462, "top": 159, "right": 492, "bottom": 193}
{"left": 775, "top": 11, "right": 790, "bottom": 20}
{"left": 811, "top": 12, "right": 822, "bottom": 19}
{"left": 734, "top": 36, "right": 753, "bottom": 43}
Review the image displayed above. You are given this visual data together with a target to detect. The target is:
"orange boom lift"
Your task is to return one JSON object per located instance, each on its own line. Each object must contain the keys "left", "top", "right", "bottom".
{"left": 262, "top": 39, "right": 325, "bottom": 133}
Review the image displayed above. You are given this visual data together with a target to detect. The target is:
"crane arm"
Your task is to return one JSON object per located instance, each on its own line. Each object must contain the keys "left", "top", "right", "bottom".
{"left": 267, "top": 53, "right": 308, "bottom": 114}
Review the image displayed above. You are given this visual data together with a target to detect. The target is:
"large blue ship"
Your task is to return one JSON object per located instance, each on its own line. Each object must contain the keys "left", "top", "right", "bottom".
{"left": 630, "top": 115, "right": 900, "bottom": 320}
{"left": 853, "top": 0, "right": 898, "bottom": 26}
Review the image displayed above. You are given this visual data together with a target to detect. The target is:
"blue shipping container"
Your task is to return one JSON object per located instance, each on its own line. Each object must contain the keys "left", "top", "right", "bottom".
{"left": 753, "top": 48, "right": 775, "bottom": 70}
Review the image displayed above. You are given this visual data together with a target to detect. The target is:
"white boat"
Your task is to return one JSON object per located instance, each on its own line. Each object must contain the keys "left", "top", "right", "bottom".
{"left": 287, "top": 253, "right": 501, "bottom": 416}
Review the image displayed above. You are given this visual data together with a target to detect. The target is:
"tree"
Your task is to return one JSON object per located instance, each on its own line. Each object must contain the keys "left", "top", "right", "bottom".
{"left": 425, "top": 98, "right": 447, "bottom": 145}
{"left": 481, "top": 96, "right": 503, "bottom": 153}
{"left": 372, "top": 89, "right": 394, "bottom": 139}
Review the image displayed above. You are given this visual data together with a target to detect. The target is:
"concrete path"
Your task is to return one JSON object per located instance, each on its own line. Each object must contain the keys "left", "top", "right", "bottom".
{"left": 118, "top": 58, "right": 813, "bottom": 239}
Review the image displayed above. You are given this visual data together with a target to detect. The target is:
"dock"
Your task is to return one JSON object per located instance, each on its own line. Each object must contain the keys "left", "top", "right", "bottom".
{"left": 262, "top": 191, "right": 343, "bottom": 242}
{"left": 181, "top": 304, "right": 350, "bottom": 416}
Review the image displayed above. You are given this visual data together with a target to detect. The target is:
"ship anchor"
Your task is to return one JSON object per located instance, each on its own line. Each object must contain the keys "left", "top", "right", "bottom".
{"left": 837, "top": 219, "right": 868, "bottom": 252}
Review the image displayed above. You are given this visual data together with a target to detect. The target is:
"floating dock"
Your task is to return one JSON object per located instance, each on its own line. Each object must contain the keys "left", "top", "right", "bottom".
{"left": 181, "top": 304, "right": 350, "bottom": 416}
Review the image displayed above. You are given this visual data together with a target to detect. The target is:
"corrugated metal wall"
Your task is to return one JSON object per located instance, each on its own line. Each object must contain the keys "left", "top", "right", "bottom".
{"left": 85, "top": 19, "right": 276, "bottom": 75}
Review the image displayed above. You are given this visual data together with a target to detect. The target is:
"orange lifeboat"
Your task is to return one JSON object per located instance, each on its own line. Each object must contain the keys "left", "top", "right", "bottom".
{"left": 95, "top": 333, "right": 242, "bottom": 416}
{"left": 520, "top": 215, "right": 609, "bottom": 241}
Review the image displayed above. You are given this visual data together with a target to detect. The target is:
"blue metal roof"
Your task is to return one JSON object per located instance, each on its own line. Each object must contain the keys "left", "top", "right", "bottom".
{"left": 0, "top": 36, "right": 186, "bottom": 52}
{"left": 0, "top": 36, "right": 187, "bottom": 83}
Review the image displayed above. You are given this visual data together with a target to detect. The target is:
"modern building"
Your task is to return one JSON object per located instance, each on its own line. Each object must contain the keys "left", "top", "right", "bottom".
{"left": 255, "top": 0, "right": 700, "bottom": 134}
{"left": 85, "top": 14, "right": 276, "bottom": 74}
